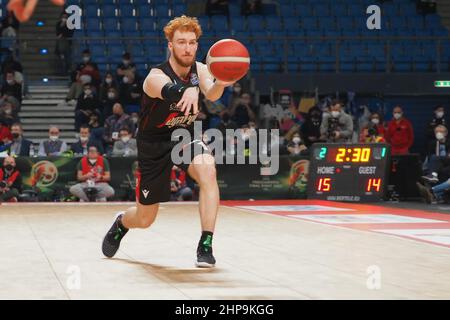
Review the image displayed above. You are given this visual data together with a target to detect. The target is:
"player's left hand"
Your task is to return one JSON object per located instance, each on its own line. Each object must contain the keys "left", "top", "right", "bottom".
{"left": 177, "top": 87, "right": 199, "bottom": 116}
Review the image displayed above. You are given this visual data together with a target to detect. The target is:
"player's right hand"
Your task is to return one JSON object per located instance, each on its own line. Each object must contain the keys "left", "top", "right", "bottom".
{"left": 177, "top": 87, "right": 199, "bottom": 116}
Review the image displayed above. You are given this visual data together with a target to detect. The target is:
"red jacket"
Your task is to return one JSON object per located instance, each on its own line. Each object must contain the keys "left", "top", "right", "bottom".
{"left": 171, "top": 169, "right": 186, "bottom": 187}
{"left": 81, "top": 155, "right": 105, "bottom": 178}
{"left": 386, "top": 118, "right": 414, "bottom": 155}
{"left": 0, "top": 125, "right": 12, "bottom": 142}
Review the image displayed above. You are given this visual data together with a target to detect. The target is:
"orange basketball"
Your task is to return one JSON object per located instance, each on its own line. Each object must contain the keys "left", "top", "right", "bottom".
{"left": 206, "top": 39, "right": 251, "bottom": 82}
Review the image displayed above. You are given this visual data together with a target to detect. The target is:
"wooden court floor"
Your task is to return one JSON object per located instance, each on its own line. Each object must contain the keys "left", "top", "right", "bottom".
{"left": 1, "top": 201, "right": 450, "bottom": 300}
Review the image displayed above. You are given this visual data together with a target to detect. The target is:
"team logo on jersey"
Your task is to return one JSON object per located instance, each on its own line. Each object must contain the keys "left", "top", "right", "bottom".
{"left": 157, "top": 112, "right": 198, "bottom": 128}
{"left": 190, "top": 73, "right": 199, "bottom": 86}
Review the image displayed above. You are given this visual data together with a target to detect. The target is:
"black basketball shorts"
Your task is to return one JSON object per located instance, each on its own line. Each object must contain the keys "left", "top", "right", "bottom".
{"left": 136, "top": 138, "right": 210, "bottom": 205}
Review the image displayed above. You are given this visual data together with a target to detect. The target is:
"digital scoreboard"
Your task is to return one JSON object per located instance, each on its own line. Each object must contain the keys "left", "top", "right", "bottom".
{"left": 307, "top": 143, "right": 390, "bottom": 202}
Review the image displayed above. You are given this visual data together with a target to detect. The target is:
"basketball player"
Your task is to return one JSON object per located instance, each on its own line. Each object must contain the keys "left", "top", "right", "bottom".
{"left": 102, "top": 16, "right": 235, "bottom": 267}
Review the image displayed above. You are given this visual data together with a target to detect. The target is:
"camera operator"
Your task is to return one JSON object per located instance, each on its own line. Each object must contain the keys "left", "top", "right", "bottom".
{"left": 320, "top": 100, "right": 353, "bottom": 143}
{"left": 0, "top": 156, "right": 21, "bottom": 202}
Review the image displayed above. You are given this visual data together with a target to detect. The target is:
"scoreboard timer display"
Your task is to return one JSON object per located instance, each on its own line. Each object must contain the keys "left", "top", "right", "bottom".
{"left": 307, "top": 143, "right": 390, "bottom": 202}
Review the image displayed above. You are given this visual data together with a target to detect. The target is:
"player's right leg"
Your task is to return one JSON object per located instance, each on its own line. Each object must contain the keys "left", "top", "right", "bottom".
{"left": 102, "top": 202, "right": 159, "bottom": 258}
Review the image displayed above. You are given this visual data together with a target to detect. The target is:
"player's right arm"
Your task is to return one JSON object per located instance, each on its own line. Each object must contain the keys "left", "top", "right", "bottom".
{"left": 143, "top": 68, "right": 199, "bottom": 116}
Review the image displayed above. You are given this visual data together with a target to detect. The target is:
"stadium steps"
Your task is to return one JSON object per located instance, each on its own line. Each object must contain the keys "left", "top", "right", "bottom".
{"left": 19, "top": 85, "right": 77, "bottom": 146}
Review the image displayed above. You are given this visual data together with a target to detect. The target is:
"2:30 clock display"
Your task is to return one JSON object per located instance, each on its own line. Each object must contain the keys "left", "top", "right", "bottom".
{"left": 334, "top": 147, "right": 371, "bottom": 163}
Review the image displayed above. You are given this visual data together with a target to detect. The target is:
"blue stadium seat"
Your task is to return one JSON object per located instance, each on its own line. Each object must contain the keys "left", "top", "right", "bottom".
{"left": 295, "top": 4, "right": 312, "bottom": 16}
{"left": 392, "top": 54, "right": 413, "bottom": 72}
{"left": 339, "top": 55, "right": 355, "bottom": 73}
{"left": 84, "top": 4, "right": 99, "bottom": 17}
{"left": 355, "top": 56, "right": 373, "bottom": 72}
{"left": 348, "top": 4, "right": 364, "bottom": 16}
{"left": 139, "top": 17, "right": 156, "bottom": 31}
{"left": 154, "top": 4, "right": 170, "bottom": 17}
{"left": 210, "top": 15, "right": 228, "bottom": 32}
{"left": 86, "top": 30, "right": 104, "bottom": 38}
{"left": 173, "top": 3, "right": 187, "bottom": 16}
{"left": 314, "top": 3, "right": 330, "bottom": 16}
{"left": 247, "top": 15, "right": 264, "bottom": 30}
{"left": 284, "top": 17, "right": 299, "bottom": 30}
{"left": 121, "top": 18, "right": 136, "bottom": 31}
{"left": 400, "top": 3, "right": 417, "bottom": 16}
{"left": 299, "top": 55, "right": 317, "bottom": 72}
{"left": 157, "top": 17, "right": 171, "bottom": 30}
{"left": 374, "top": 56, "right": 387, "bottom": 72}
{"left": 382, "top": 3, "right": 398, "bottom": 16}
{"left": 137, "top": 3, "right": 151, "bottom": 17}
{"left": 318, "top": 18, "right": 336, "bottom": 30}
{"left": 318, "top": 56, "right": 336, "bottom": 72}
{"left": 261, "top": 56, "right": 281, "bottom": 73}
{"left": 425, "top": 14, "right": 441, "bottom": 28}
{"left": 329, "top": 3, "right": 347, "bottom": 16}
{"left": 305, "top": 29, "right": 323, "bottom": 38}
{"left": 230, "top": 16, "right": 246, "bottom": 33}
{"left": 103, "top": 18, "right": 120, "bottom": 31}
{"left": 301, "top": 17, "right": 318, "bottom": 29}
{"left": 105, "top": 31, "right": 122, "bottom": 39}
{"left": 198, "top": 16, "right": 210, "bottom": 30}
{"left": 407, "top": 16, "right": 424, "bottom": 29}
{"left": 336, "top": 16, "right": 354, "bottom": 29}
{"left": 108, "top": 45, "right": 126, "bottom": 58}
{"left": 120, "top": 4, "right": 135, "bottom": 17}
{"left": 101, "top": 4, "right": 118, "bottom": 17}
{"left": 86, "top": 18, "right": 101, "bottom": 31}
{"left": 280, "top": 3, "right": 296, "bottom": 17}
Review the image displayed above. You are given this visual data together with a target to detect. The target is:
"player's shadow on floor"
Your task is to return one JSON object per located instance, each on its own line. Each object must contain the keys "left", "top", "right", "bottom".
{"left": 110, "top": 257, "right": 234, "bottom": 285}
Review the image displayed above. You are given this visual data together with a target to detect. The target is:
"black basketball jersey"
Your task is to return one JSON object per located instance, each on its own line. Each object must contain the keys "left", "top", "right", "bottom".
{"left": 137, "top": 61, "right": 201, "bottom": 142}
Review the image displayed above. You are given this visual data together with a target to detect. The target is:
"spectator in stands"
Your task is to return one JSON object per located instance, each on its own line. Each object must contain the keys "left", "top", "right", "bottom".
{"left": 216, "top": 111, "right": 238, "bottom": 135}
{"left": 228, "top": 82, "right": 242, "bottom": 109}
{"left": 118, "top": 72, "right": 142, "bottom": 113}
{"left": 0, "top": 119, "right": 12, "bottom": 144}
{"left": 230, "top": 92, "right": 256, "bottom": 128}
{"left": 0, "top": 156, "right": 21, "bottom": 202}
{"left": 0, "top": 100, "right": 19, "bottom": 126}
{"left": 301, "top": 106, "right": 322, "bottom": 147}
{"left": 69, "top": 145, "right": 114, "bottom": 202}
{"left": 8, "top": 123, "right": 32, "bottom": 157}
{"left": 88, "top": 113, "right": 104, "bottom": 143}
{"left": 71, "top": 125, "right": 104, "bottom": 156}
{"left": 55, "top": 11, "right": 74, "bottom": 74}
{"left": 103, "top": 103, "right": 135, "bottom": 148}
{"left": 38, "top": 126, "right": 68, "bottom": 156}
{"left": 359, "top": 112, "right": 386, "bottom": 143}
{"left": 1, "top": 71, "right": 22, "bottom": 102}
{"left": 421, "top": 125, "right": 450, "bottom": 183}
{"left": 426, "top": 105, "right": 447, "bottom": 141}
{"left": 1, "top": 53, "right": 23, "bottom": 85}
{"left": 66, "top": 58, "right": 100, "bottom": 102}
{"left": 320, "top": 100, "right": 353, "bottom": 143}
{"left": 0, "top": 11, "right": 19, "bottom": 34}
{"left": 242, "top": 0, "right": 262, "bottom": 15}
{"left": 116, "top": 52, "right": 137, "bottom": 84}
{"left": 112, "top": 127, "right": 137, "bottom": 157}
{"left": 170, "top": 165, "right": 193, "bottom": 201}
{"left": 206, "top": 0, "right": 229, "bottom": 16}
{"left": 70, "top": 49, "right": 99, "bottom": 83}
{"left": 386, "top": 106, "right": 414, "bottom": 155}
{"left": 286, "top": 132, "right": 307, "bottom": 156}
{"left": 75, "top": 83, "right": 100, "bottom": 130}
{"left": 130, "top": 112, "right": 139, "bottom": 137}
{"left": 99, "top": 72, "right": 118, "bottom": 104}
{"left": 101, "top": 87, "right": 120, "bottom": 120}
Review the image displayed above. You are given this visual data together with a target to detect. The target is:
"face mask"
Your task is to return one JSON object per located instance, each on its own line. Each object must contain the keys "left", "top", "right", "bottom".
{"left": 436, "top": 111, "right": 444, "bottom": 119}
{"left": 371, "top": 118, "right": 380, "bottom": 125}
{"left": 234, "top": 87, "right": 241, "bottom": 94}
{"left": 84, "top": 89, "right": 92, "bottom": 96}
{"left": 80, "top": 136, "right": 89, "bottom": 143}
{"left": 331, "top": 111, "right": 340, "bottom": 118}
{"left": 436, "top": 132, "right": 445, "bottom": 140}
{"left": 293, "top": 137, "right": 301, "bottom": 144}
{"left": 122, "top": 76, "right": 129, "bottom": 84}
{"left": 12, "top": 132, "right": 20, "bottom": 139}
{"left": 6, "top": 79, "right": 14, "bottom": 85}
{"left": 105, "top": 78, "right": 112, "bottom": 84}
{"left": 107, "top": 92, "right": 115, "bottom": 99}
{"left": 80, "top": 74, "right": 92, "bottom": 84}
{"left": 393, "top": 112, "right": 402, "bottom": 120}
{"left": 83, "top": 56, "right": 90, "bottom": 63}
{"left": 49, "top": 135, "right": 59, "bottom": 141}
{"left": 131, "top": 117, "right": 138, "bottom": 124}
{"left": 4, "top": 108, "right": 12, "bottom": 115}
{"left": 121, "top": 136, "right": 130, "bottom": 143}
{"left": 123, "top": 60, "right": 130, "bottom": 66}
{"left": 5, "top": 164, "right": 14, "bottom": 171}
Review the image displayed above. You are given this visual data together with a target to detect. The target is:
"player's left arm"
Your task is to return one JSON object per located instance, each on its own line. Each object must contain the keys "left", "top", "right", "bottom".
{"left": 197, "top": 62, "right": 235, "bottom": 102}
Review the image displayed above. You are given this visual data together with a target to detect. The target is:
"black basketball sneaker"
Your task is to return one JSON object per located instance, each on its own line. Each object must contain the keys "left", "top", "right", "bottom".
{"left": 102, "top": 212, "right": 128, "bottom": 258}
{"left": 196, "top": 234, "right": 216, "bottom": 268}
